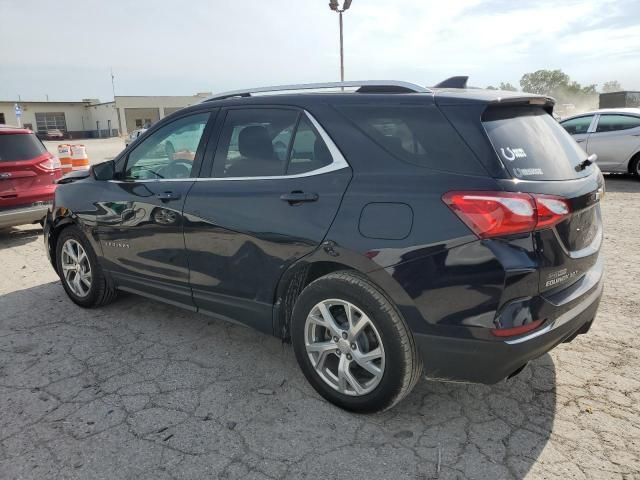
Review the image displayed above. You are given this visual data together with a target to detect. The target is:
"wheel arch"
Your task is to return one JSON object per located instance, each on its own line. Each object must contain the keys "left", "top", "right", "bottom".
{"left": 627, "top": 150, "right": 640, "bottom": 174}
{"left": 47, "top": 211, "right": 98, "bottom": 274}
{"left": 272, "top": 245, "right": 420, "bottom": 341}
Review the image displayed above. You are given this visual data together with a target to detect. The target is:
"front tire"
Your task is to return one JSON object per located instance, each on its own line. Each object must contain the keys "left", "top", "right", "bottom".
{"left": 291, "top": 271, "right": 422, "bottom": 412}
{"left": 55, "top": 226, "right": 116, "bottom": 308}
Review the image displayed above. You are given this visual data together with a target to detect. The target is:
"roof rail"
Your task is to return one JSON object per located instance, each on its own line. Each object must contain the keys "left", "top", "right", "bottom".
{"left": 203, "top": 80, "right": 431, "bottom": 102}
{"left": 433, "top": 76, "right": 469, "bottom": 89}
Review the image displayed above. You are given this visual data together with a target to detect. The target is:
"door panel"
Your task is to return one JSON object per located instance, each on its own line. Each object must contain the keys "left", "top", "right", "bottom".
{"left": 587, "top": 115, "right": 640, "bottom": 172}
{"left": 96, "top": 181, "right": 195, "bottom": 307}
{"left": 183, "top": 107, "right": 351, "bottom": 333}
{"left": 183, "top": 170, "right": 351, "bottom": 332}
{"left": 96, "top": 111, "right": 214, "bottom": 308}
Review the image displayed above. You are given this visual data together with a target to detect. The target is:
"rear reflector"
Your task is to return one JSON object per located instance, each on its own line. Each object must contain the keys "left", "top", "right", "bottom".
{"left": 442, "top": 191, "right": 571, "bottom": 238}
{"left": 492, "top": 319, "right": 545, "bottom": 337}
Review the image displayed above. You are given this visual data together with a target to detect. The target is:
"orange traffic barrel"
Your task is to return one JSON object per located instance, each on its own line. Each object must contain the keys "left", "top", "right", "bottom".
{"left": 58, "top": 144, "right": 73, "bottom": 174}
{"left": 70, "top": 144, "right": 90, "bottom": 171}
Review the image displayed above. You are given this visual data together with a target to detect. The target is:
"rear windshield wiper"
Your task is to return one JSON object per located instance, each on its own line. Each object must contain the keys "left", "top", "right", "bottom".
{"left": 576, "top": 154, "right": 597, "bottom": 171}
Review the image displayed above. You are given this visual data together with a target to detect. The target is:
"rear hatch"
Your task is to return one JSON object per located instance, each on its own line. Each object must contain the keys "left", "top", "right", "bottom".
{"left": 482, "top": 105, "right": 603, "bottom": 294}
{"left": 0, "top": 131, "right": 60, "bottom": 210}
{"left": 437, "top": 96, "right": 603, "bottom": 296}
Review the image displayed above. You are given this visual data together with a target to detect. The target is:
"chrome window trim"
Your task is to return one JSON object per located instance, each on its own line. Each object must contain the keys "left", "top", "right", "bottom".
{"left": 109, "top": 110, "right": 350, "bottom": 183}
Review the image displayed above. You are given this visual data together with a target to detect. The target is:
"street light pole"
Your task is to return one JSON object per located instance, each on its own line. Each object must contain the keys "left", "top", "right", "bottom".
{"left": 339, "top": 10, "right": 344, "bottom": 82}
{"left": 329, "top": 0, "right": 352, "bottom": 82}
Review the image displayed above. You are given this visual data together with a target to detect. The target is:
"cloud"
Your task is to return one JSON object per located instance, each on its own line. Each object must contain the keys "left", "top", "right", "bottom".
{"left": 0, "top": 0, "right": 638, "bottom": 101}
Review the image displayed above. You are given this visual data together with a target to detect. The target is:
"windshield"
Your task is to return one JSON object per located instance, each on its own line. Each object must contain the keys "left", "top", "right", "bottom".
{"left": 483, "top": 107, "right": 592, "bottom": 180}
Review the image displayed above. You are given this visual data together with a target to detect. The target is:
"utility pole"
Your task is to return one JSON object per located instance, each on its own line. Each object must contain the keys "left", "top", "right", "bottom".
{"left": 329, "top": 0, "right": 353, "bottom": 82}
{"left": 111, "top": 68, "right": 116, "bottom": 100}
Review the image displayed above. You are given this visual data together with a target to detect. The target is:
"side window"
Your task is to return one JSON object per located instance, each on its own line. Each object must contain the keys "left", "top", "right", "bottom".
{"left": 286, "top": 116, "right": 333, "bottom": 174}
{"left": 560, "top": 115, "right": 594, "bottom": 135}
{"left": 595, "top": 115, "right": 640, "bottom": 133}
{"left": 124, "top": 112, "right": 209, "bottom": 180}
{"left": 213, "top": 109, "right": 299, "bottom": 178}
{"left": 335, "top": 104, "right": 482, "bottom": 174}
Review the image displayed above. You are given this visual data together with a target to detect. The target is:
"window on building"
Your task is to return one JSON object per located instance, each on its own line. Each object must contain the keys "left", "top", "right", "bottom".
{"left": 35, "top": 112, "right": 67, "bottom": 134}
{"left": 0, "top": 113, "right": 5, "bottom": 124}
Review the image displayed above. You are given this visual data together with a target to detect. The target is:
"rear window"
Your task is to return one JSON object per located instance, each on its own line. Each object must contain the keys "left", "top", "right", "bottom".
{"left": 0, "top": 133, "right": 47, "bottom": 162}
{"left": 483, "top": 107, "right": 592, "bottom": 180}
{"left": 335, "top": 104, "right": 485, "bottom": 175}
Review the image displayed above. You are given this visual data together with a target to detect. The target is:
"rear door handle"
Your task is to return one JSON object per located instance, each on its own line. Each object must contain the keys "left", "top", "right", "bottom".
{"left": 156, "top": 191, "right": 181, "bottom": 202}
{"left": 280, "top": 191, "right": 319, "bottom": 204}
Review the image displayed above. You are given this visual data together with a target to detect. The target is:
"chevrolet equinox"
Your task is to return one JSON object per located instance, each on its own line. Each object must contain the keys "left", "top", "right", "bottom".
{"left": 44, "top": 79, "right": 604, "bottom": 412}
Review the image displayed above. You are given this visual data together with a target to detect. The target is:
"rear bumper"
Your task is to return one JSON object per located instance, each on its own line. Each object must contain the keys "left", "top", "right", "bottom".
{"left": 0, "top": 203, "right": 51, "bottom": 228}
{"left": 415, "top": 268, "right": 603, "bottom": 384}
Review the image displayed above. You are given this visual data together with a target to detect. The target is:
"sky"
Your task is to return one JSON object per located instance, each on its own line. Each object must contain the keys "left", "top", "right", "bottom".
{"left": 0, "top": 0, "right": 639, "bottom": 102}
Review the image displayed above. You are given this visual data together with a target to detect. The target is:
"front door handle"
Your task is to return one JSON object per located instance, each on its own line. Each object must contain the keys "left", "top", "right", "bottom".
{"left": 156, "top": 191, "right": 181, "bottom": 202}
{"left": 280, "top": 191, "right": 319, "bottom": 204}
{"left": 576, "top": 139, "right": 586, "bottom": 143}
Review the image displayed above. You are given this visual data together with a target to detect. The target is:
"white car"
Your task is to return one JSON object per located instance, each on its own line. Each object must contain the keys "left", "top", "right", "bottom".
{"left": 125, "top": 128, "right": 148, "bottom": 147}
{"left": 560, "top": 108, "right": 640, "bottom": 177}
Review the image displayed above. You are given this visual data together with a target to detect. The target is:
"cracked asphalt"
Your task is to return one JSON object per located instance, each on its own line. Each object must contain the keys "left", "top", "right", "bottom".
{"left": 1, "top": 176, "right": 639, "bottom": 480}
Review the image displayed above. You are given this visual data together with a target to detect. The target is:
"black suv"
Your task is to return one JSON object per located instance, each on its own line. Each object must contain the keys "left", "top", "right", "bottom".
{"left": 44, "top": 80, "right": 604, "bottom": 412}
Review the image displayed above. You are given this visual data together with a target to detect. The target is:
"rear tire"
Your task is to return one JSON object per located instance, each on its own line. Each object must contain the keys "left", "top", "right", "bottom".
{"left": 291, "top": 271, "right": 422, "bottom": 413}
{"left": 55, "top": 225, "right": 117, "bottom": 308}
{"left": 631, "top": 155, "right": 640, "bottom": 179}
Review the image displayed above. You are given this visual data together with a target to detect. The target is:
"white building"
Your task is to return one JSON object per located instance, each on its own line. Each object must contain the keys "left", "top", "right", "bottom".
{"left": 0, "top": 93, "right": 211, "bottom": 138}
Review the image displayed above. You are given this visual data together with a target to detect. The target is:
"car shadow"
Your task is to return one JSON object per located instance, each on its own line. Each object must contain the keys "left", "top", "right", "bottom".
{"left": 603, "top": 173, "right": 640, "bottom": 193}
{"left": 0, "top": 281, "right": 556, "bottom": 479}
{"left": 0, "top": 224, "right": 42, "bottom": 249}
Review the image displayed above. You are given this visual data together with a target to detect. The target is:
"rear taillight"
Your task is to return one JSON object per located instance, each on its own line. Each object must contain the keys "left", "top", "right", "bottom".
{"left": 38, "top": 155, "right": 62, "bottom": 172}
{"left": 442, "top": 191, "right": 571, "bottom": 238}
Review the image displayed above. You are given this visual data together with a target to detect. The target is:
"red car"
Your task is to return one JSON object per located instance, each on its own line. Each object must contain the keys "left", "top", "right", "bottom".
{"left": 0, "top": 125, "right": 62, "bottom": 229}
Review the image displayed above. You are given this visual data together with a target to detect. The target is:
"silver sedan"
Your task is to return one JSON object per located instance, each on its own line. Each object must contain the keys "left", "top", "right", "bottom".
{"left": 560, "top": 108, "right": 640, "bottom": 177}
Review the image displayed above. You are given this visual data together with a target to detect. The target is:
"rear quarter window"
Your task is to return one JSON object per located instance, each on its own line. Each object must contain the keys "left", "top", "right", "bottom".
{"left": 0, "top": 133, "right": 47, "bottom": 162}
{"left": 334, "top": 104, "right": 485, "bottom": 175}
{"left": 483, "top": 107, "right": 592, "bottom": 180}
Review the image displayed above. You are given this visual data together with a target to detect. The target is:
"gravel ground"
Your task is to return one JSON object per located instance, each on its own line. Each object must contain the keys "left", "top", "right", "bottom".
{"left": 0, "top": 175, "right": 638, "bottom": 480}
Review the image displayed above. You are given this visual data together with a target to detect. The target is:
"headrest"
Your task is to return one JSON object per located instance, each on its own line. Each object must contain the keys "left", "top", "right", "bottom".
{"left": 238, "top": 125, "right": 274, "bottom": 160}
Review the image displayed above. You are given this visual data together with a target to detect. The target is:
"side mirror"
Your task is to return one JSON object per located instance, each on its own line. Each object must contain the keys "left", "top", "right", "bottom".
{"left": 92, "top": 160, "right": 116, "bottom": 181}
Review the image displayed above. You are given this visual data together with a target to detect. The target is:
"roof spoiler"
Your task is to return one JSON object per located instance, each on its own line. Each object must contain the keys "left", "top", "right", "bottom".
{"left": 433, "top": 76, "right": 469, "bottom": 89}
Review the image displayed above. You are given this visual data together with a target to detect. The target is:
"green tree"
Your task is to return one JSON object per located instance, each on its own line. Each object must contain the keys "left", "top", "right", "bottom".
{"left": 602, "top": 80, "right": 622, "bottom": 93}
{"left": 486, "top": 82, "right": 517, "bottom": 91}
{"left": 499, "top": 82, "right": 518, "bottom": 91}
{"left": 519, "top": 69, "right": 598, "bottom": 110}
{"left": 520, "top": 69, "right": 570, "bottom": 95}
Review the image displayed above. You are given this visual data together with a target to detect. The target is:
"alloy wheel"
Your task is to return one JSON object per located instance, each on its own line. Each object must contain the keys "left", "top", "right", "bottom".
{"left": 60, "top": 239, "right": 92, "bottom": 297}
{"left": 304, "top": 299, "right": 385, "bottom": 396}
